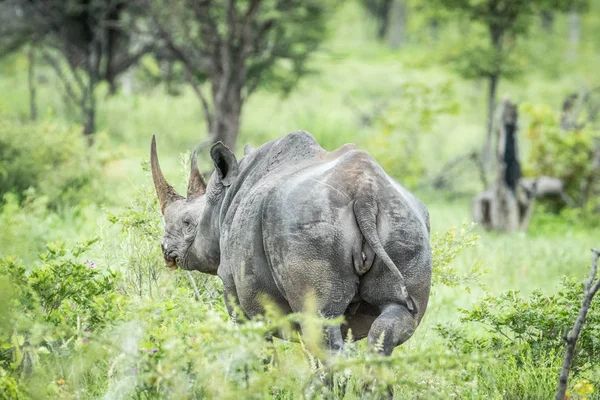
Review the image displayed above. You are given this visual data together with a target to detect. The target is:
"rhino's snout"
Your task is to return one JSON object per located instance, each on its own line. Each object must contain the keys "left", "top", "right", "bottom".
{"left": 161, "top": 243, "right": 179, "bottom": 270}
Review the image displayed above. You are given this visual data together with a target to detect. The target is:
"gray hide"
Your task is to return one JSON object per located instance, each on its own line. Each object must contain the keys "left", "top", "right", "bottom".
{"left": 151, "top": 131, "right": 432, "bottom": 355}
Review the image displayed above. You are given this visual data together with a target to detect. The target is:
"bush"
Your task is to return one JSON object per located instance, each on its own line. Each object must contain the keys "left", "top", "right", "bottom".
{"left": 0, "top": 240, "right": 125, "bottom": 398}
{"left": 0, "top": 119, "right": 103, "bottom": 207}
{"left": 436, "top": 276, "right": 600, "bottom": 397}
{"left": 522, "top": 103, "right": 600, "bottom": 217}
{"left": 365, "top": 81, "right": 459, "bottom": 188}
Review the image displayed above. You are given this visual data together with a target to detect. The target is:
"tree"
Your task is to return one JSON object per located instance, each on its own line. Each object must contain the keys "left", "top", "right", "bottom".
{"left": 472, "top": 98, "right": 537, "bottom": 232}
{"left": 361, "top": 0, "right": 394, "bottom": 39}
{"left": 361, "top": 0, "right": 408, "bottom": 47}
{"left": 430, "top": 0, "right": 587, "bottom": 185}
{"left": 0, "top": 0, "right": 153, "bottom": 138}
{"left": 147, "top": 0, "right": 331, "bottom": 150}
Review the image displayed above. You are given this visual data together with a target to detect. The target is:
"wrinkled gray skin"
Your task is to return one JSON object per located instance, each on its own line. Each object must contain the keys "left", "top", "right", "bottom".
{"left": 151, "top": 131, "right": 432, "bottom": 355}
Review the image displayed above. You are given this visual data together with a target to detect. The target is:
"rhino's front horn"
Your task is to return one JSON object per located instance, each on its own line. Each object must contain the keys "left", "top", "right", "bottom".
{"left": 187, "top": 150, "right": 207, "bottom": 200}
{"left": 150, "top": 135, "right": 184, "bottom": 214}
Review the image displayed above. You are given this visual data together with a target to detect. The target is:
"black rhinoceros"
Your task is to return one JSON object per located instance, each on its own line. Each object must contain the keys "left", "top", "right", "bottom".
{"left": 151, "top": 131, "right": 431, "bottom": 355}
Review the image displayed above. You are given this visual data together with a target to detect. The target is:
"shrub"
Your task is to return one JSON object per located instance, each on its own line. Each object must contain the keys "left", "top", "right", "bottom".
{"left": 431, "top": 220, "right": 485, "bottom": 290}
{"left": 0, "top": 119, "right": 103, "bottom": 207}
{"left": 521, "top": 103, "right": 600, "bottom": 217}
{"left": 436, "top": 276, "right": 600, "bottom": 396}
{"left": 365, "top": 81, "right": 460, "bottom": 187}
{"left": 0, "top": 240, "right": 125, "bottom": 398}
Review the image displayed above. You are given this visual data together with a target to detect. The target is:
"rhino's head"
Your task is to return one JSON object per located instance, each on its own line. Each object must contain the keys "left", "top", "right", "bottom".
{"left": 150, "top": 136, "right": 238, "bottom": 274}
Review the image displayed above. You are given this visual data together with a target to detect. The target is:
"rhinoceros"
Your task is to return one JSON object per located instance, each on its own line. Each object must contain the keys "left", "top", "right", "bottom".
{"left": 151, "top": 131, "right": 432, "bottom": 355}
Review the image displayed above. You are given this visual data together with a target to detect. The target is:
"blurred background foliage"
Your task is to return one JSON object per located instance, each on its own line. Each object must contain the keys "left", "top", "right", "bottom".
{"left": 0, "top": 0, "right": 599, "bottom": 398}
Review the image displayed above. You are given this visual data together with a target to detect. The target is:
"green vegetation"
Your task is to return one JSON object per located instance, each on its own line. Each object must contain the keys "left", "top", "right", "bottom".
{"left": 0, "top": 1, "right": 599, "bottom": 398}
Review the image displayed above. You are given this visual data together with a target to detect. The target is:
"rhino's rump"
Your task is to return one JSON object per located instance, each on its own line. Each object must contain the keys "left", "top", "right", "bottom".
{"left": 260, "top": 150, "right": 430, "bottom": 318}
{"left": 219, "top": 133, "right": 431, "bottom": 330}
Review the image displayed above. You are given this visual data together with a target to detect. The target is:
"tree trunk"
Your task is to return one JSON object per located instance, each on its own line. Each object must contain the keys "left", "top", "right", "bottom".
{"left": 386, "top": 0, "right": 407, "bottom": 49}
{"left": 567, "top": 8, "right": 580, "bottom": 61}
{"left": 376, "top": 0, "right": 393, "bottom": 39}
{"left": 27, "top": 46, "right": 37, "bottom": 121}
{"left": 473, "top": 98, "right": 534, "bottom": 232}
{"left": 482, "top": 73, "right": 499, "bottom": 187}
{"left": 541, "top": 11, "right": 554, "bottom": 33}
{"left": 164, "top": 60, "right": 176, "bottom": 96}
{"left": 122, "top": 68, "right": 133, "bottom": 96}
{"left": 491, "top": 99, "right": 521, "bottom": 232}
{"left": 429, "top": 18, "right": 439, "bottom": 43}
{"left": 83, "top": 42, "right": 100, "bottom": 144}
{"left": 104, "top": 4, "right": 122, "bottom": 96}
{"left": 107, "top": 73, "right": 118, "bottom": 95}
{"left": 211, "top": 77, "right": 243, "bottom": 151}
{"left": 83, "top": 103, "right": 95, "bottom": 139}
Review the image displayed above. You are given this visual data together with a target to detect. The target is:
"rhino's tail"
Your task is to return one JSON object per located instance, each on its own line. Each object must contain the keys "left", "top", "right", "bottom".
{"left": 354, "top": 197, "right": 415, "bottom": 312}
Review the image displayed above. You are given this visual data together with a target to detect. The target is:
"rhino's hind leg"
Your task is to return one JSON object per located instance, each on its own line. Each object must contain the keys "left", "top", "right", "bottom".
{"left": 323, "top": 323, "right": 344, "bottom": 352}
{"left": 367, "top": 303, "right": 417, "bottom": 356}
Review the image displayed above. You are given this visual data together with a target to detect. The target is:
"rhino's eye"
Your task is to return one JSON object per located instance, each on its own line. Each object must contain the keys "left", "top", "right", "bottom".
{"left": 183, "top": 218, "right": 194, "bottom": 234}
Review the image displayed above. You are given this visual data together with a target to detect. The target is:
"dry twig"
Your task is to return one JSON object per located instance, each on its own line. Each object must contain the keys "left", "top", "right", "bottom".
{"left": 555, "top": 248, "right": 600, "bottom": 400}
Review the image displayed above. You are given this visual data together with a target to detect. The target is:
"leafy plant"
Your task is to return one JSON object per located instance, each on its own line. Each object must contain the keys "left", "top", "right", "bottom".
{"left": 0, "top": 119, "right": 105, "bottom": 207}
{"left": 522, "top": 102, "right": 600, "bottom": 217}
{"left": 431, "top": 220, "right": 485, "bottom": 290}
{"left": 436, "top": 276, "right": 600, "bottom": 395}
{"left": 0, "top": 239, "right": 124, "bottom": 397}
{"left": 367, "top": 81, "right": 460, "bottom": 187}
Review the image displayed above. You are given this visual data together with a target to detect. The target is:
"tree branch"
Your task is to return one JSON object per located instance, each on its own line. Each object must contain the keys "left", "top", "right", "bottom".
{"left": 215, "top": 0, "right": 237, "bottom": 107}
{"left": 41, "top": 49, "right": 81, "bottom": 114}
{"left": 186, "top": 271, "right": 202, "bottom": 302}
{"left": 184, "top": 66, "right": 213, "bottom": 132}
{"left": 149, "top": 7, "right": 215, "bottom": 133}
{"left": 555, "top": 248, "right": 600, "bottom": 400}
{"left": 111, "top": 43, "right": 154, "bottom": 77}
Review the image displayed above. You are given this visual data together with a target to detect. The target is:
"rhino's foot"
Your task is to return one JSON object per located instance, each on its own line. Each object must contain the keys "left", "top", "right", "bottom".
{"left": 262, "top": 333, "right": 279, "bottom": 368}
{"left": 367, "top": 303, "right": 417, "bottom": 356}
{"left": 324, "top": 324, "right": 344, "bottom": 352}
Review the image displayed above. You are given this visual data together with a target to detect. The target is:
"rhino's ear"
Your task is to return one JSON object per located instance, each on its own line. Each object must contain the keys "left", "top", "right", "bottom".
{"left": 187, "top": 150, "right": 207, "bottom": 199}
{"left": 210, "top": 142, "right": 238, "bottom": 187}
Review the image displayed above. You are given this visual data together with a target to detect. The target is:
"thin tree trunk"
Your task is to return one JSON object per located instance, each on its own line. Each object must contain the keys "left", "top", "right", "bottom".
{"left": 107, "top": 74, "right": 118, "bottom": 95}
{"left": 541, "top": 11, "right": 554, "bottom": 33}
{"left": 27, "top": 46, "right": 37, "bottom": 121}
{"left": 429, "top": 18, "right": 439, "bottom": 43}
{"left": 376, "top": 0, "right": 393, "bottom": 39}
{"left": 122, "top": 68, "right": 133, "bottom": 96}
{"left": 482, "top": 73, "right": 499, "bottom": 187}
{"left": 165, "top": 60, "right": 175, "bottom": 96}
{"left": 83, "top": 43, "right": 100, "bottom": 143}
{"left": 105, "top": 4, "right": 122, "bottom": 96}
{"left": 567, "top": 9, "right": 580, "bottom": 61}
{"left": 387, "top": 0, "right": 407, "bottom": 49}
{"left": 212, "top": 86, "right": 242, "bottom": 150}
{"left": 83, "top": 99, "right": 96, "bottom": 140}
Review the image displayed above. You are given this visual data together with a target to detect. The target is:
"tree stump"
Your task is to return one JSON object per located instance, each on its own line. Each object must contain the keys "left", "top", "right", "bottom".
{"left": 472, "top": 98, "right": 537, "bottom": 232}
